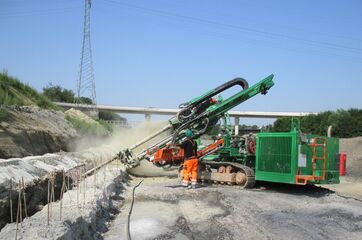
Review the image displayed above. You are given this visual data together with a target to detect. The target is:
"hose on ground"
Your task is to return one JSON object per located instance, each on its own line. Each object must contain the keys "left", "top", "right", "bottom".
{"left": 126, "top": 179, "right": 144, "bottom": 240}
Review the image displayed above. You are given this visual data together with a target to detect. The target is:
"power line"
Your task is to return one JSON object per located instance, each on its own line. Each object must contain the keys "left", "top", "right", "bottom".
{"left": 101, "top": 0, "right": 362, "bottom": 55}
{"left": 0, "top": 7, "right": 80, "bottom": 18}
{"left": 135, "top": 0, "right": 362, "bottom": 42}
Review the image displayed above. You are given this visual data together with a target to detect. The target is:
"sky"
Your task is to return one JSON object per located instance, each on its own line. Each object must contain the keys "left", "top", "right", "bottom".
{"left": 0, "top": 0, "right": 362, "bottom": 124}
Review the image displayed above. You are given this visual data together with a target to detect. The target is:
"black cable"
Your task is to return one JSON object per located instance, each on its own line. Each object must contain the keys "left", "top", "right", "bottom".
{"left": 126, "top": 179, "right": 144, "bottom": 240}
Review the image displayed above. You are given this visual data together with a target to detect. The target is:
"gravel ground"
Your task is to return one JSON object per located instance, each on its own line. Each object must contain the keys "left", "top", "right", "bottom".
{"left": 104, "top": 177, "right": 362, "bottom": 240}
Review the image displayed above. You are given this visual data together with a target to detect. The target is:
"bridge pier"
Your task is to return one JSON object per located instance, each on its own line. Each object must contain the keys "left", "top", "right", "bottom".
{"left": 145, "top": 113, "right": 151, "bottom": 121}
{"left": 234, "top": 117, "right": 240, "bottom": 135}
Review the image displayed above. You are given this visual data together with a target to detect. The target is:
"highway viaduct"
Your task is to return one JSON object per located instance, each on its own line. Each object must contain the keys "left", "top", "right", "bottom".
{"left": 55, "top": 102, "right": 316, "bottom": 135}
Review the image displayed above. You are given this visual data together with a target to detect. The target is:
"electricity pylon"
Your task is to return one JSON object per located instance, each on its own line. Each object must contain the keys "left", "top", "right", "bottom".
{"left": 76, "top": 0, "right": 98, "bottom": 118}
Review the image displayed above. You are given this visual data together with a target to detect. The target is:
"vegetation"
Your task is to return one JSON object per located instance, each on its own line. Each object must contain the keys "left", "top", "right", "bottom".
{"left": 270, "top": 109, "right": 362, "bottom": 138}
{"left": 43, "top": 84, "right": 127, "bottom": 123}
{"left": 0, "top": 73, "right": 57, "bottom": 109}
{"left": 98, "top": 110, "right": 126, "bottom": 123}
{"left": 0, "top": 73, "right": 124, "bottom": 135}
{"left": 97, "top": 119, "right": 114, "bottom": 132}
{"left": 0, "top": 107, "right": 7, "bottom": 121}
{"left": 43, "top": 84, "right": 93, "bottom": 104}
{"left": 240, "top": 124, "right": 260, "bottom": 130}
{"left": 65, "top": 115, "right": 110, "bottom": 137}
{"left": 43, "top": 84, "right": 75, "bottom": 103}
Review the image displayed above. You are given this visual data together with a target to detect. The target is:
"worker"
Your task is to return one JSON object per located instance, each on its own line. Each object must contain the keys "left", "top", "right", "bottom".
{"left": 181, "top": 129, "right": 198, "bottom": 189}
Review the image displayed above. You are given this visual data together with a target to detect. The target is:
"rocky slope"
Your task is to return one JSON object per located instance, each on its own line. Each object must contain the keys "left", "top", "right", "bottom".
{"left": 0, "top": 106, "right": 77, "bottom": 158}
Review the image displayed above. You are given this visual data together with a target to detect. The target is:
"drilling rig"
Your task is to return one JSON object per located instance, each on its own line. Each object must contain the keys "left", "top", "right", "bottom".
{"left": 118, "top": 74, "right": 341, "bottom": 188}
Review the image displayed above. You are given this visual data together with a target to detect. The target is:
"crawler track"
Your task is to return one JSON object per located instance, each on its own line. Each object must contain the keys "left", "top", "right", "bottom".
{"left": 198, "top": 161, "right": 255, "bottom": 188}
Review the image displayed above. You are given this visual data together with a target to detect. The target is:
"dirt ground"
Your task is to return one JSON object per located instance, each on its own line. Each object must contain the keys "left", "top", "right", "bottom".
{"left": 340, "top": 137, "right": 362, "bottom": 182}
{"left": 322, "top": 137, "right": 362, "bottom": 200}
{"left": 321, "top": 178, "right": 362, "bottom": 200}
{"left": 104, "top": 177, "right": 362, "bottom": 240}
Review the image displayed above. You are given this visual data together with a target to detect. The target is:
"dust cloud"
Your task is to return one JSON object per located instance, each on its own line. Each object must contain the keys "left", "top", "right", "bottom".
{"left": 72, "top": 120, "right": 178, "bottom": 177}
{"left": 74, "top": 121, "right": 170, "bottom": 153}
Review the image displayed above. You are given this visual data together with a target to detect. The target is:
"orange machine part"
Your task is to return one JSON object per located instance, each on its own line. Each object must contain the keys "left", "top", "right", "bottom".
{"left": 295, "top": 137, "right": 327, "bottom": 185}
{"left": 152, "top": 147, "right": 184, "bottom": 163}
{"left": 151, "top": 138, "right": 224, "bottom": 164}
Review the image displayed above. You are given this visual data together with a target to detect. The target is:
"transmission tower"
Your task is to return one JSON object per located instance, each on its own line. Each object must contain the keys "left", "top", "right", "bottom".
{"left": 76, "top": 0, "right": 98, "bottom": 117}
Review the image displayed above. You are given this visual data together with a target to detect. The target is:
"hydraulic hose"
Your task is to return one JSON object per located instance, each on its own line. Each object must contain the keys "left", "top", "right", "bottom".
{"left": 126, "top": 179, "right": 144, "bottom": 240}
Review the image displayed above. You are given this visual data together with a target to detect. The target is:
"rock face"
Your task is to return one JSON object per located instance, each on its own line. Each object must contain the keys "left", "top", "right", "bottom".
{"left": 340, "top": 137, "right": 362, "bottom": 182}
{"left": 0, "top": 106, "right": 78, "bottom": 159}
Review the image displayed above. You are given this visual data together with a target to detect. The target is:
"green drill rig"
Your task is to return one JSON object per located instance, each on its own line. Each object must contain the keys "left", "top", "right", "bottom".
{"left": 118, "top": 74, "right": 341, "bottom": 188}
{"left": 255, "top": 119, "right": 340, "bottom": 186}
{"left": 118, "top": 74, "right": 274, "bottom": 168}
{"left": 194, "top": 117, "right": 340, "bottom": 188}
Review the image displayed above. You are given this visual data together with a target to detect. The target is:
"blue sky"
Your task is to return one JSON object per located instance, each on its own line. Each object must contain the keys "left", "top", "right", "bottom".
{"left": 0, "top": 0, "right": 361, "bottom": 123}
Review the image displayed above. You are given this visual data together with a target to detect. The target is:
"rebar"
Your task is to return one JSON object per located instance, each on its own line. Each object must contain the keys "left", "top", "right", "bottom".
{"left": 9, "top": 179, "right": 13, "bottom": 223}
{"left": 67, "top": 171, "right": 70, "bottom": 190}
{"left": 60, "top": 170, "right": 66, "bottom": 220}
{"left": 47, "top": 175, "right": 55, "bottom": 225}
{"left": 51, "top": 176, "right": 55, "bottom": 219}
{"left": 76, "top": 168, "right": 80, "bottom": 209}
{"left": 21, "top": 177, "right": 28, "bottom": 218}
{"left": 47, "top": 178, "right": 50, "bottom": 225}
{"left": 83, "top": 165, "right": 86, "bottom": 208}
{"left": 15, "top": 182, "right": 21, "bottom": 240}
{"left": 18, "top": 181, "right": 22, "bottom": 225}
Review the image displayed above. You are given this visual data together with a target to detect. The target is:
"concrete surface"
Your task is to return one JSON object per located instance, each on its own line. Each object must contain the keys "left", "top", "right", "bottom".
{"left": 104, "top": 177, "right": 362, "bottom": 240}
{"left": 128, "top": 160, "right": 178, "bottom": 178}
{"left": 322, "top": 177, "right": 362, "bottom": 200}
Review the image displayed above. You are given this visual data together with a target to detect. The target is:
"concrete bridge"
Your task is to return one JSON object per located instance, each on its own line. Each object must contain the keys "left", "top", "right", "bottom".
{"left": 55, "top": 102, "right": 316, "bottom": 134}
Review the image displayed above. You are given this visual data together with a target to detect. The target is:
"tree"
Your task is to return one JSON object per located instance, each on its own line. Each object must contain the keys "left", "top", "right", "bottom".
{"left": 43, "top": 84, "right": 94, "bottom": 104}
{"left": 98, "top": 110, "right": 127, "bottom": 122}
{"left": 270, "top": 109, "right": 362, "bottom": 138}
{"left": 74, "top": 96, "right": 93, "bottom": 104}
{"left": 271, "top": 117, "right": 291, "bottom": 132}
{"left": 43, "top": 83, "right": 75, "bottom": 103}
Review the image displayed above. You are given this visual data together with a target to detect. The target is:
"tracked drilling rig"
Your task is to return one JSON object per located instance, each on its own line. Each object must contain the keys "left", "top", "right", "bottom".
{"left": 118, "top": 74, "right": 273, "bottom": 165}
{"left": 118, "top": 74, "right": 341, "bottom": 188}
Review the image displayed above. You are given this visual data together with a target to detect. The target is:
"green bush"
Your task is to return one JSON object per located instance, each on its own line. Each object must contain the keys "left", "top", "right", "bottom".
{"left": 43, "top": 84, "right": 94, "bottom": 105}
{"left": 66, "top": 115, "right": 110, "bottom": 136}
{"left": 270, "top": 109, "right": 362, "bottom": 138}
{"left": 43, "top": 84, "right": 75, "bottom": 103}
